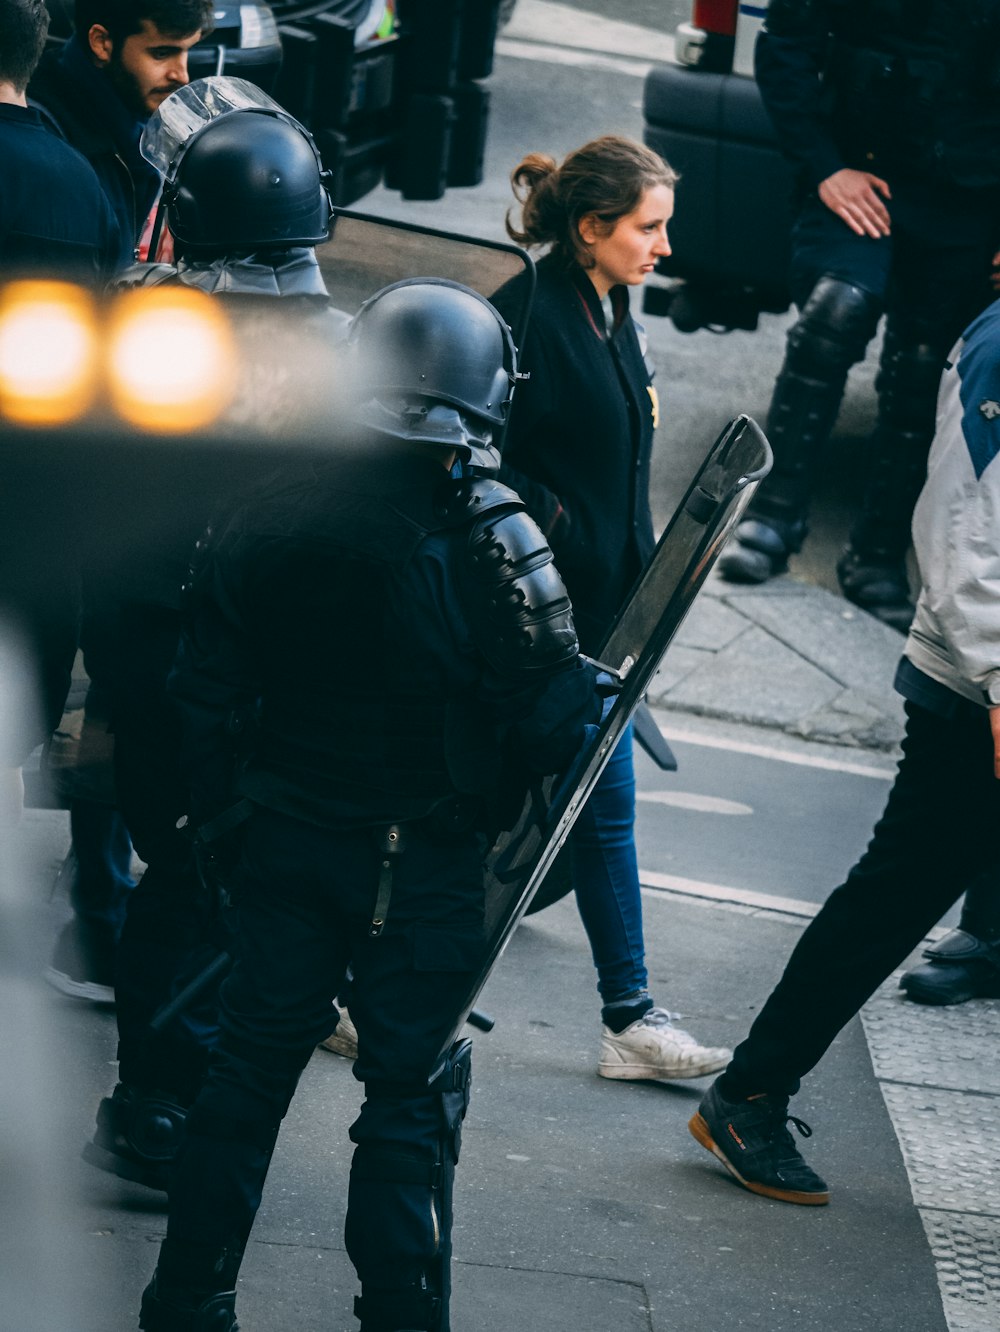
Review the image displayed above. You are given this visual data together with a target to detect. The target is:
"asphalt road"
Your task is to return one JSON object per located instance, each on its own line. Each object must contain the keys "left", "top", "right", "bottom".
{"left": 634, "top": 731, "right": 891, "bottom": 909}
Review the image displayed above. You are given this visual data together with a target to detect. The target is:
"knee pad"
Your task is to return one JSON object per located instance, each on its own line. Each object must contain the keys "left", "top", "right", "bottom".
{"left": 83, "top": 1083, "right": 187, "bottom": 1192}
{"left": 348, "top": 1039, "right": 473, "bottom": 1332}
{"left": 785, "top": 276, "right": 881, "bottom": 381}
{"left": 757, "top": 277, "right": 882, "bottom": 526}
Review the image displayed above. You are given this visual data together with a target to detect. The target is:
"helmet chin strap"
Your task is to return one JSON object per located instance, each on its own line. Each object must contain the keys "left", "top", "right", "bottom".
{"left": 144, "top": 193, "right": 169, "bottom": 263}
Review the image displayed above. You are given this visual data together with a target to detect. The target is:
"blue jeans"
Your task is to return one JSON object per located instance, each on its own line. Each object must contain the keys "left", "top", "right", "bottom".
{"left": 68, "top": 798, "right": 135, "bottom": 942}
{"left": 570, "top": 720, "right": 647, "bottom": 1003}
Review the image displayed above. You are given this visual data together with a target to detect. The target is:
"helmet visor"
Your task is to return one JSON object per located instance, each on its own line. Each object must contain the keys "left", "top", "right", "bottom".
{"left": 140, "top": 76, "right": 289, "bottom": 178}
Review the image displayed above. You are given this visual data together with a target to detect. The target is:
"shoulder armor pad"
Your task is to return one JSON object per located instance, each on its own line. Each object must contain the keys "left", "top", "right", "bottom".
{"left": 462, "top": 506, "right": 580, "bottom": 675}
{"left": 433, "top": 476, "right": 524, "bottom": 528}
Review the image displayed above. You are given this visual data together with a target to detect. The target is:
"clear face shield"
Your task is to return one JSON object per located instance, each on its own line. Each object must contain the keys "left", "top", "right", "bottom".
{"left": 139, "top": 77, "right": 319, "bottom": 264}
{"left": 140, "top": 76, "right": 292, "bottom": 179}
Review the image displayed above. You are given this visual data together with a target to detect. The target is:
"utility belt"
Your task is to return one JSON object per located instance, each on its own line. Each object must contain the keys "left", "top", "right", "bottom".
{"left": 353, "top": 795, "right": 489, "bottom": 940}
{"left": 196, "top": 792, "right": 485, "bottom": 937}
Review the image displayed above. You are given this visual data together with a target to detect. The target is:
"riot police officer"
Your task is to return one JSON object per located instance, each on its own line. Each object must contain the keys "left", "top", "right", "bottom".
{"left": 82, "top": 80, "right": 348, "bottom": 1191}
{"left": 137, "top": 279, "right": 601, "bottom": 1332}
{"left": 718, "top": 0, "right": 1000, "bottom": 630}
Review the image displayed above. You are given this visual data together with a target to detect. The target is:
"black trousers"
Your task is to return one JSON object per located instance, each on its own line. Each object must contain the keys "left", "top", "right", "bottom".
{"left": 728, "top": 698, "right": 1000, "bottom": 1097}
{"left": 103, "top": 605, "right": 220, "bottom": 1096}
{"left": 161, "top": 805, "right": 486, "bottom": 1328}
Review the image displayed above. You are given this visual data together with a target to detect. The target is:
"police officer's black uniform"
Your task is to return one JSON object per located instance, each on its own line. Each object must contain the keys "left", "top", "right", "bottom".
{"left": 719, "top": 0, "right": 1000, "bottom": 629}
{"left": 137, "top": 279, "right": 600, "bottom": 1332}
{"left": 80, "top": 95, "right": 349, "bottom": 1189}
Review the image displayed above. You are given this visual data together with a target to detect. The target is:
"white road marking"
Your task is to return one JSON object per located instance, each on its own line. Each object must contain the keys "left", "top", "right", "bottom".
{"left": 496, "top": 35, "right": 654, "bottom": 78}
{"left": 504, "top": 0, "right": 676, "bottom": 62}
{"left": 656, "top": 721, "right": 897, "bottom": 780}
{"left": 639, "top": 869, "right": 819, "bottom": 919}
{"left": 639, "top": 869, "right": 949, "bottom": 942}
{"left": 636, "top": 790, "right": 753, "bottom": 815}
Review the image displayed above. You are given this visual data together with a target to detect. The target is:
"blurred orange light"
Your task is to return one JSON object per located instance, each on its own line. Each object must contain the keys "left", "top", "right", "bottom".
{"left": 107, "top": 286, "right": 237, "bottom": 432}
{"left": 0, "top": 281, "right": 98, "bottom": 425}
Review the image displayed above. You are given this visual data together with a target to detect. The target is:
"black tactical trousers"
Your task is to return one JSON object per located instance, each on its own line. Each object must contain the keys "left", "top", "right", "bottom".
{"left": 104, "top": 605, "right": 221, "bottom": 1097}
{"left": 727, "top": 698, "right": 1000, "bottom": 1097}
{"left": 160, "top": 805, "right": 486, "bottom": 1331}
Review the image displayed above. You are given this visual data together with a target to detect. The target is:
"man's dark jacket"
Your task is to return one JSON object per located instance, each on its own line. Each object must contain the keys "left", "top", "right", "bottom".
{"left": 0, "top": 101, "right": 120, "bottom": 277}
{"left": 0, "top": 103, "right": 121, "bottom": 763}
{"left": 29, "top": 33, "right": 161, "bottom": 266}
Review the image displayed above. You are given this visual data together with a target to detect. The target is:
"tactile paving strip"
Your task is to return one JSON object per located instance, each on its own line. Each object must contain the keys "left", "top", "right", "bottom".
{"left": 919, "top": 1211, "right": 1000, "bottom": 1332}
{"left": 860, "top": 981, "right": 1000, "bottom": 1330}
{"left": 862, "top": 985, "right": 1000, "bottom": 1095}
{"left": 878, "top": 1082, "right": 1000, "bottom": 1217}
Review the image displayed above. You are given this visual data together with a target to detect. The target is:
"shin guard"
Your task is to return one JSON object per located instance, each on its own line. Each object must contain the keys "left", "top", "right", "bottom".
{"left": 348, "top": 1038, "right": 473, "bottom": 1331}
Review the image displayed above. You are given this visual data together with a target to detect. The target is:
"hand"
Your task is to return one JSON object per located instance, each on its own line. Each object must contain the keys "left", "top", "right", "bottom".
{"left": 991, "top": 250, "right": 1000, "bottom": 291}
{"left": 818, "top": 169, "right": 892, "bottom": 238}
{"left": 991, "top": 706, "right": 1000, "bottom": 779}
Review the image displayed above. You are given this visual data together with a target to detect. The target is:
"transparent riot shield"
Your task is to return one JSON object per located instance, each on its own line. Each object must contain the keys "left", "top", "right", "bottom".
{"left": 318, "top": 207, "right": 535, "bottom": 348}
{"left": 438, "top": 414, "right": 772, "bottom": 1058}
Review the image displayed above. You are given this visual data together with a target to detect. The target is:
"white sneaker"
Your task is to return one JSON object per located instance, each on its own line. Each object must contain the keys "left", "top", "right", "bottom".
{"left": 319, "top": 1004, "right": 359, "bottom": 1060}
{"left": 43, "top": 965, "right": 115, "bottom": 1006}
{"left": 598, "top": 1006, "right": 731, "bottom": 1082}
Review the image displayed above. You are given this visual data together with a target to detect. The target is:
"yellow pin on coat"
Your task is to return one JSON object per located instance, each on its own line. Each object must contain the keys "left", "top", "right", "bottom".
{"left": 647, "top": 384, "right": 660, "bottom": 429}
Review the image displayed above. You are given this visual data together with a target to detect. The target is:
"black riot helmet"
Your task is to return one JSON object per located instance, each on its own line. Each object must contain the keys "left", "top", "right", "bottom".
{"left": 164, "top": 110, "right": 332, "bottom": 256}
{"left": 348, "top": 278, "right": 518, "bottom": 474}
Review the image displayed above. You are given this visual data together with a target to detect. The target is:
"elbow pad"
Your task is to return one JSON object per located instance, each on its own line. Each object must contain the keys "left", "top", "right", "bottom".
{"left": 462, "top": 504, "right": 580, "bottom": 676}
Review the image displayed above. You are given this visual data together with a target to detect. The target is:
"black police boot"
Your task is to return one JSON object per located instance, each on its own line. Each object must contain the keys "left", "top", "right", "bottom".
{"left": 82, "top": 1082, "right": 187, "bottom": 1192}
{"left": 718, "top": 516, "right": 804, "bottom": 583}
{"left": 139, "top": 1238, "right": 243, "bottom": 1331}
{"left": 139, "top": 1276, "right": 238, "bottom": 1331}
{"left": 836, "top": 547, "right": 914, "bottom": 633}
{"left": 899, "top": 929, "right": 1000, "bottom": 1006}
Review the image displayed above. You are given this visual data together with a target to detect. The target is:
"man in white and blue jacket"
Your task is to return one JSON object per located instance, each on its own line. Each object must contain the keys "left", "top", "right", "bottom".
{"left": 687, "top": 298, "right": 1000, "bottom": 1207}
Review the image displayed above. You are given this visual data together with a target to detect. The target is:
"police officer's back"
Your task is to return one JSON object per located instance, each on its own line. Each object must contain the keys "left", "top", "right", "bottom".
{"left": 80, "top": 86, "right": 352, "bottom": 1193}
{"left": 137, "top": 279, "right": 600, "bottom": 1332}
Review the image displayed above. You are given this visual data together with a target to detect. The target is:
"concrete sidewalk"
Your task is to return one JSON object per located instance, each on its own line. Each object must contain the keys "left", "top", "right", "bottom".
{"left": 8, "top": 571, "right": 1000, "bottom": 1331}
{"left": 648, "top": 568, "right": 907, "bottom": 754}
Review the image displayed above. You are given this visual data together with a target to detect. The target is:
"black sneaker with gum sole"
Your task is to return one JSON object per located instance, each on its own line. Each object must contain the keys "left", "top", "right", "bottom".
{"left": 689, "top": 1078, "right": 830, "bottom": 1206}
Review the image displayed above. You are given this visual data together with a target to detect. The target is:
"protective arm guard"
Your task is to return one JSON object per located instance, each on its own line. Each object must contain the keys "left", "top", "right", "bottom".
{"left": 461, "top": 501, "right": 580, "bottom": 677}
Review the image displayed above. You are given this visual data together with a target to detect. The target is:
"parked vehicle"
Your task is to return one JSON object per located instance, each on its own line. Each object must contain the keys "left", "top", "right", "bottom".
{"left": 642, "top": 0, "right": 796, "bottom": 332}
{"left": 42, "top": 0, "right": 504, "bottom": 206}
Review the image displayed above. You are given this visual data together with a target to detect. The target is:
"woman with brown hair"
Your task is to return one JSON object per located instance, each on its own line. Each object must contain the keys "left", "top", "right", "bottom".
{"left": 494, "top": 135, "right": 731, "bottom": 1083}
